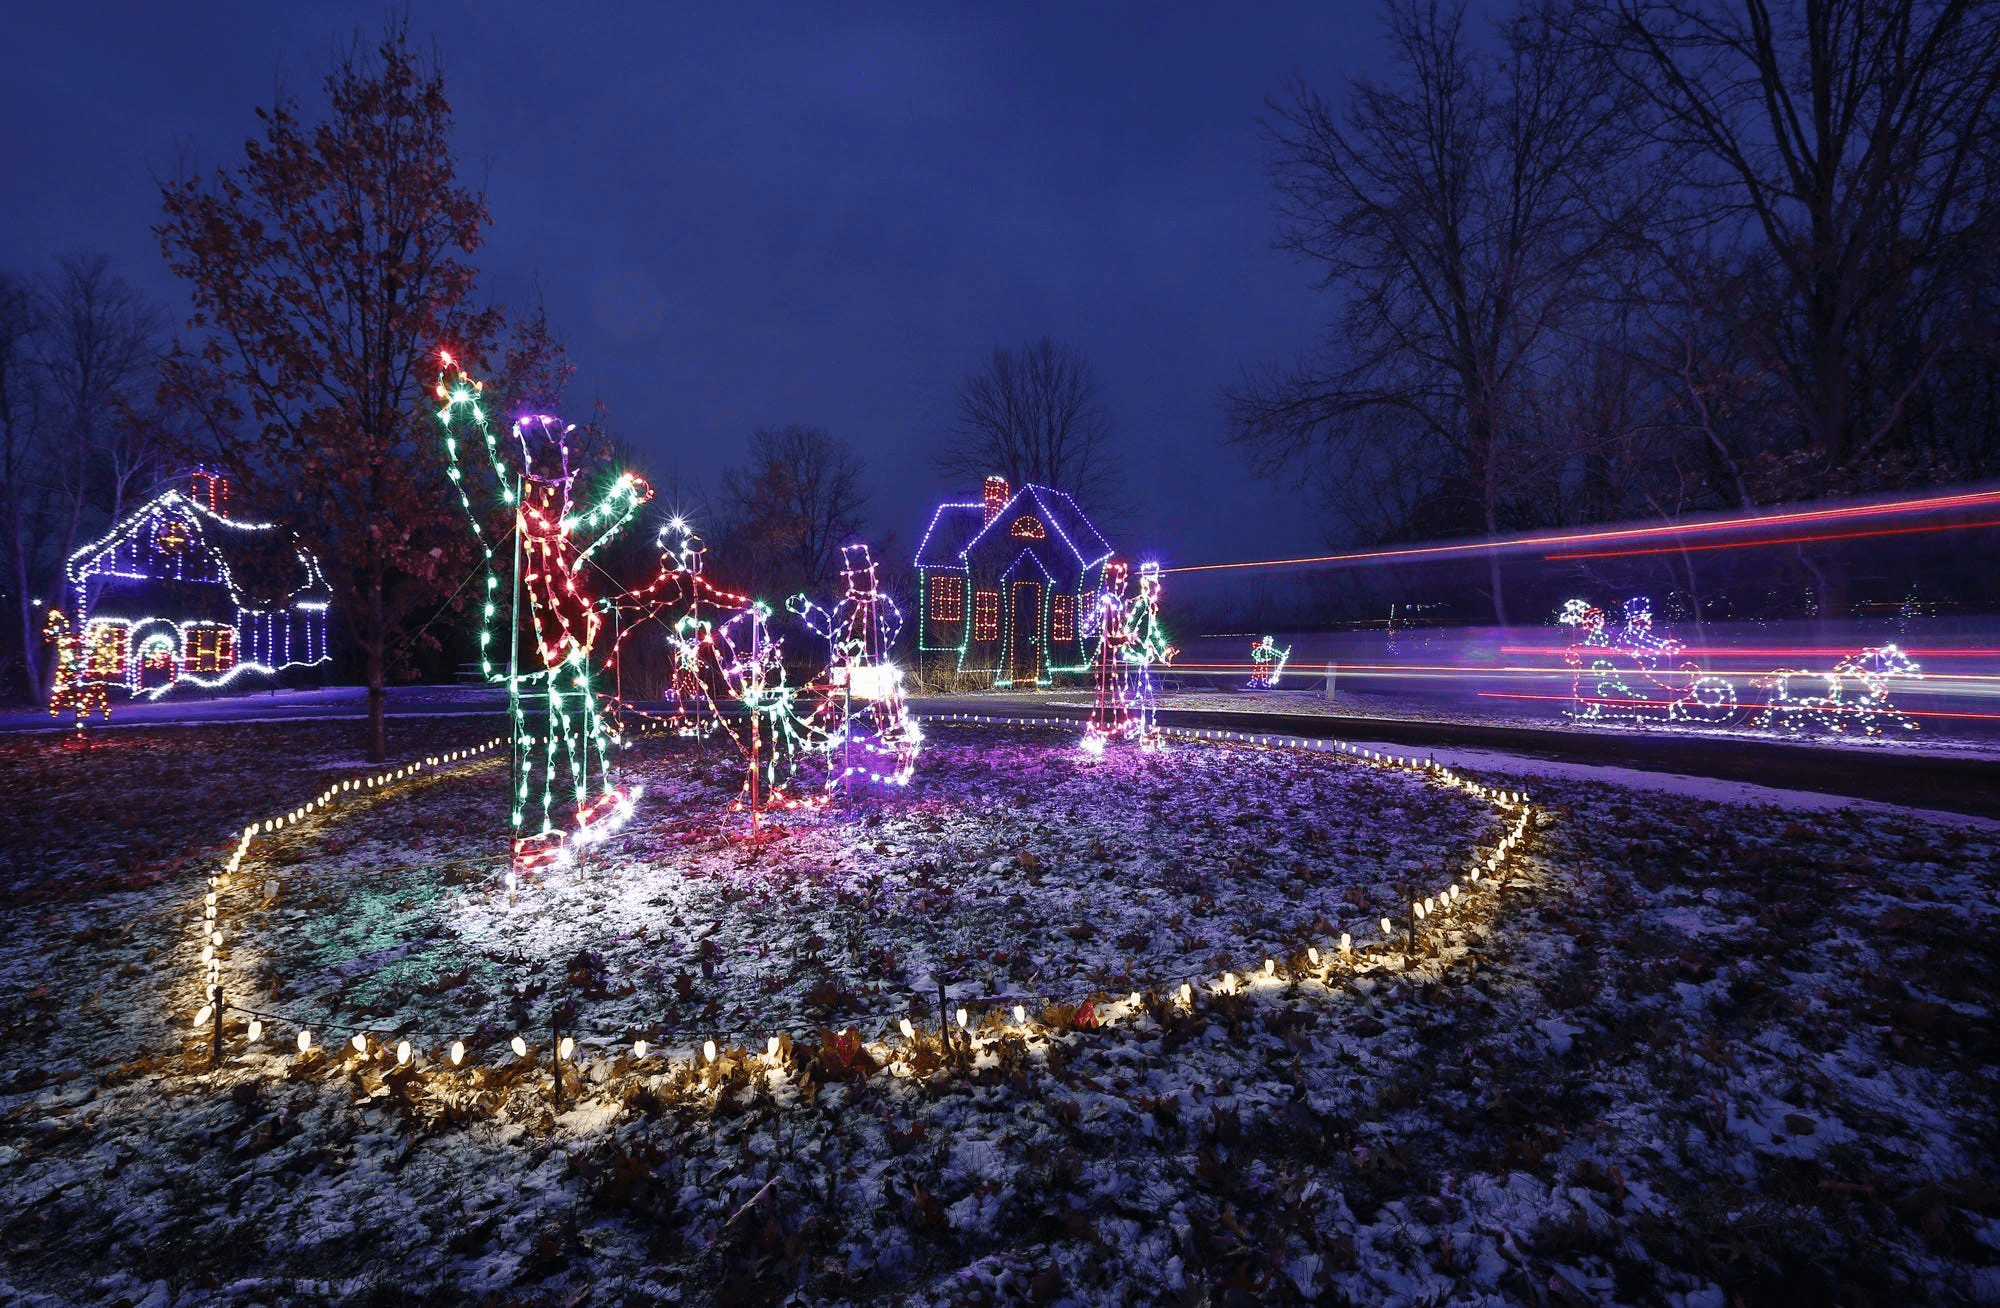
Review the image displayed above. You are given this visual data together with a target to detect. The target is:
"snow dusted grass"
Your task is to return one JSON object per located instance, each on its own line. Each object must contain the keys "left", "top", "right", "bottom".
{"left": 2, "top": 719, "right": 1998, "bottom": 1306}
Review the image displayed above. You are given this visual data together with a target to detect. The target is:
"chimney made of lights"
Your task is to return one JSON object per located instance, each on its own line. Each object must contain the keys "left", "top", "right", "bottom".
{"left": 983, "top": 475, "right": 1009, "bottom": 526}
{"left": 191, "top": 465, "right": 229, "bottom": 517}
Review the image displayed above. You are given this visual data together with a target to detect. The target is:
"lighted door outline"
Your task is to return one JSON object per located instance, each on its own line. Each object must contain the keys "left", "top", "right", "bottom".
{"left": 1011, "top": 580, "right": 1043, "bottom": 683}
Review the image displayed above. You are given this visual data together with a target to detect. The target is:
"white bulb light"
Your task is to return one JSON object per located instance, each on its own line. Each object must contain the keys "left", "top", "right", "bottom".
{"left": 703, "top": 1039, "right": 718, "bottom": 1063}
{"left": 511, "top": 1036, "right": 528, "bottom": 1058}
{"left": 450, "top": 1041, "right": 465, "bottom": 1065}
{"left": 1013, "top": 1005, "right": 1027, "bottom": 1024}
{"left": 899, "top": 1018, "right": 915, "bottom": 1039}
{"left": 632, "top": 1040, "right": 648, "bottom": 1060}
{"left": 351, "top": 1034, "right": 368, "bottom": 1054}
{"left": 767, "top": 1036, "right": 780, "bottom": 1057}
{"left": 396, "top": 1040, "right": 411, "bottom": 1066}
{"left": 247, "top": 1019, "right": 262, "bottom": 1042}
{"left": 558, "top": 1036, "right": 574, "bottom": 1061}
{"left": 298, "top": 1030, "right": 313, "bottom": 1052}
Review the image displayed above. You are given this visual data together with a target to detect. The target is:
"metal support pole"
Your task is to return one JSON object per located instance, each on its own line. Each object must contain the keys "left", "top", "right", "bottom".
{"left": 508, "top": 478, "right": 523, "bottom": 857}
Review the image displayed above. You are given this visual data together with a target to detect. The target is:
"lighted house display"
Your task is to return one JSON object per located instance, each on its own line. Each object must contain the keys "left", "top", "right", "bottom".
{"left": 915, "top": 476, "right": 1113, "bottom": 686}
{"left": 63, "top": 468, "right": 331, "bottom": 696}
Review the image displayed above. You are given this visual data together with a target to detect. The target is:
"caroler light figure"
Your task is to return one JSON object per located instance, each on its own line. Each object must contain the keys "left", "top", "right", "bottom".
{"left": 1080, "top": 558, "right": 1132, "bottom": 754}
{"left": 787, "top": 542, "right": 922, "bottom": 791}
{"left": 1122, "top": 561, "right": 1176, "bottom": 750}
{"left": 435, "top": 353, "right": 648, "bottom": 871}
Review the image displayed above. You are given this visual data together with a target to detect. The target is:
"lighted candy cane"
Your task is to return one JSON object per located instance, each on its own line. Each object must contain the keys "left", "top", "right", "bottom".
{"left": 434, "top": 353, "right": 648, "bottom": 870}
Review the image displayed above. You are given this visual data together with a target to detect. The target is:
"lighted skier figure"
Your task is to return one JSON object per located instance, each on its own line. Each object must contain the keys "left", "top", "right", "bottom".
{"left": 787, "top": 543, "right": 922, "bottom": 789}
{"left": 1121, "top": 562, "right": 1176, "bottom": 750}
{"left": 435, "top": 353, "right": 649, "bottom": 871}
{"left": 43, "top": 609, "right": 109, "bottom": 739}
{"left": 1247, "top": 636, "right": 1291, "bottom": 689}
{"left": 1080, "top": 559, "right": 1132, "bottom": 755}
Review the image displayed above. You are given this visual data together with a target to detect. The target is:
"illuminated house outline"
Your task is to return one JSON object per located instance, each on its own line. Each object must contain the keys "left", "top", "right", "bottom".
{"left": 915, "top": 476, "right": 1113, "bottom": 686}
{"left": 63, "top": 469, "right": 331, "bottom": 697}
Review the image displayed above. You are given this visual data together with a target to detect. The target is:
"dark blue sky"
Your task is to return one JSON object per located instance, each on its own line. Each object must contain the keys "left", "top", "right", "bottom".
{"left": 2, "top": 1, "right": 1383, "bottom": 567}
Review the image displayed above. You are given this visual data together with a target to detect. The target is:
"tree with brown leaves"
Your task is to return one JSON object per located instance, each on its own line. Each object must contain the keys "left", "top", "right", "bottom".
{"left": 157, "top": 21, "right": 500, "bottom": 761}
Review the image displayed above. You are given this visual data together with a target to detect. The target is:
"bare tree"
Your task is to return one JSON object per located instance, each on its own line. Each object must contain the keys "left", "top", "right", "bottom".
{"left": 0, "top": 272, "right": 47, "bottom": 700}
{"left": 1226, "top": 0, "right": 1648, "bottom": 622}
{"left": 719, "top": 425, "right": 868, "bottom": 598}
{"left": 0, "top": 256, "right": 173, "bottom": 702}
{"left": 33, "top": 253, "right": 171, "bottom": 537}
{"left": 940, "top": 336, "right": 1122, "bottom": 519}
{"left": 1598, "top": 0, "right": 2000, "bottom": 487}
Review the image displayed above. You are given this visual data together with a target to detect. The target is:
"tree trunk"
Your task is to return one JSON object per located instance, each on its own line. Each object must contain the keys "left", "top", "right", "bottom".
{"left": 365, "top": 569, "right": 387, "bottom": 763}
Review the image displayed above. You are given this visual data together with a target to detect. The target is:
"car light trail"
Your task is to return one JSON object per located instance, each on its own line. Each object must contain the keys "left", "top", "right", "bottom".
{"left": 1163, "top": 486, "right": 2000, "bottom": 574}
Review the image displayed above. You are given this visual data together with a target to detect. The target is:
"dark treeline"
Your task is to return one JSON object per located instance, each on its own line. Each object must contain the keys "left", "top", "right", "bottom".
{"left": 1228, "top": 0, "right": 2000, "bottom": 625}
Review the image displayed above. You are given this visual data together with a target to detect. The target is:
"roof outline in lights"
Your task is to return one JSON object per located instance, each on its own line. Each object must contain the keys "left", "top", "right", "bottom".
{"left": 913, "top": 501, "right": 984, "bottom": 569}
{"left": 936, "top": 483, "right": 1114, "bottom": 571}
{"left": 66, "top": 489, "right": 332, "bottom": 613}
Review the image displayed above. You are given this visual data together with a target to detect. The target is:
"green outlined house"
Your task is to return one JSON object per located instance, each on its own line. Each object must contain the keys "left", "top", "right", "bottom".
{"left": 915, "top": 476, "right": 1114, "bottom": 687}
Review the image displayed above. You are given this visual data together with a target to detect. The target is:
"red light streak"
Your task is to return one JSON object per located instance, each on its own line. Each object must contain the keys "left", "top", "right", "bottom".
{"left": 1163, "top": 486, "right": 2000, "bottom": 575}
{"left": 1175, "top": 660, "right": 1996, "bottom": 682}
{"left": 1498, "top": 646, "right": 2000, "bottom": 659}
{"left": 1475, "top": 691, "right": 2000, "bottom": 722}
{"left": 1545, "top": 517, "right": 2000, "bottom": 561}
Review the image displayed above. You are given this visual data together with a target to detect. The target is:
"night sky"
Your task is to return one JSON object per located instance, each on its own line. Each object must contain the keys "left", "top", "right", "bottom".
{"left": 1, "top": 1, "right": 1385, "bottom": 568}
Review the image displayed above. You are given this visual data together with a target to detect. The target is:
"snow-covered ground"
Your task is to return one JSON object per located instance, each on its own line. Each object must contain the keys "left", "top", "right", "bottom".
{"left": 2, "top": 718, "right": 1997, "bottom": 1305}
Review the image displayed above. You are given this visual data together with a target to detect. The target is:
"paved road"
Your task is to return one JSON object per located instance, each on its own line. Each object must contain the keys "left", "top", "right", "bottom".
{"left": 7, "top": 684, "right": 1994, "bottom": 819}
{"left": 915, "top": 694, "right": 2000, "bottom": 820}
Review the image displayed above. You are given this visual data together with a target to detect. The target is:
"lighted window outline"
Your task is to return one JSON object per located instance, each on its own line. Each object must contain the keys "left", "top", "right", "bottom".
{"left": 929, "top": 573, "right": 964, "bottom": 624}
{"left": 187, "top": 625, "right": 236, "bottom": 674}
{"left": 1051, "top": 592, "right": 1075, "bottom": 642}
{"left": 973, "top": 590, "right": 999, "bottom": 642}
{"left": 1010, "top": 515, "right": 1046, "bottom": 540}
{"left": 86, "top": 623, "right": 128, "bottom": 679}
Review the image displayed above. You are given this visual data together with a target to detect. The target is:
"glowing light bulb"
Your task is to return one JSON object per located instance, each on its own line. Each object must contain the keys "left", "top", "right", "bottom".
{"left": 1264, "top": 958, "right": 1275, "bottom": 977}
{"left": 703, "top": 1040, "right": 718, "bottom": 1063}
{"left": 633, "top": 1040, "right": 648, "bottom": 1060}
{"left": 1179, "top": 983, "right": 1193, "bottom": 1005}
{"left": 511, "top": 1036, "right": 527, "bottom": 1058}
{"left": 956, "top": 1008, "right": 969, "bottom": 1029}
{"left": 1013, "top": 1005, "right": 1027, "bottom": 1024}
{"left": 298, "top": 1030, "right": 313, "bottom": 1053}
{"left": 1339, "top": 932, "right": 1351, "bottom": 952}
{"left": 450, "top": 1041, "right": 465, "bottom": 1065}
{"left": 247, "top": 1019, "right": 262, "bottom": 1042}
{"left": 1380, "top": 917, "right": 1393, "bottom": 936}
{"left": 351, "top": 1034, "right": 368, "bottom": 1054}
{"left": 1309, "top": 947, "right": 1322, "bottom": 966}
{"left": 397, "top": 1040, "right": 411, "bottom": 1066}
{"left": 558, "top": 1036, "right": 574, "bottom": 1062}
{"left": 767, "top": 1036, "right": 780, "bottom": 1057}
{"left": 193, "top": 1005, "right": 212, "bottom": 1028}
